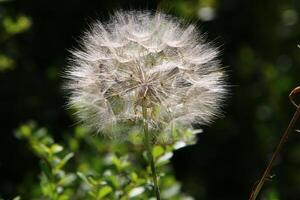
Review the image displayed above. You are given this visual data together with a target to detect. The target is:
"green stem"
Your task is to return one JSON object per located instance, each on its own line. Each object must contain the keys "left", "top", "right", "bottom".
{"left": 142, "top": 106, "right": 161, "bottom": 200}
{"left": 249, "top": 105, "right": 300, "bottom": 200}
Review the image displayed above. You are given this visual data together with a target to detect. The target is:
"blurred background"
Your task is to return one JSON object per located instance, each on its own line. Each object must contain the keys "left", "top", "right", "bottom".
{"left": 1, "top": 0, "right": 300, "bottom": 199}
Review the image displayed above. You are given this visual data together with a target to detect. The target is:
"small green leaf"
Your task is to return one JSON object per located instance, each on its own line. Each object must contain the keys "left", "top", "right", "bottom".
{"left": 152, "top": 146, "right": 164, "bottom": 160}
{"left": 13, "top": 196, "right": 21, "bottom": 200}
{"left": 264, "top": 188, "right": 280, "bottom": 200}
{"left": 55, "top": 153, "right": 74, "bottom": 171}
{"left": 97, "top": 186, "right": 112, "bottom": 198}
{"left": 33, "top": 143, "right": 51, "bottom": 156}
{"left": 51, "top": 144, "right": 63, "bottom": 154}
{"left": 173, "top": 141, "right": 187, "bottom": 150}
{"left": 128, "top": 186, "right": 145, "bottom": 198}
{"left": 58, "top": 174, "right": 76, "bottom": 186}
{"left": 157, "top": 152, "right": 173, "bottom": 167}
{"left": 77, "top": 172, "right": 92, "bottom": 187}
{"left": 112, "top": 156, "right": 122, "bottom": 170}
{"left": 40, "top": 161, "right": 52, "bottom": 181}
{"left": 20, "top": 125, "right": 31, "bottom": 137}
{"left": 3, "top": 15, "right": 31, "bottom": 35}
{"left": 161, "top": 183, "right": 181, "bottom": 198}
{"left": 130, "top": 172, "right": 138, "bottom": 182}
{"left": 107, "top": 174, "right": 119, "bottom": 188}
{"left": 87, "top": 176, "right": 100, "bottom": 186}
{"left": 75, "top": 126, "right": 87, "bottom": 139}
{"left": 0, "top": 54, "right": 15, "bottom": 72}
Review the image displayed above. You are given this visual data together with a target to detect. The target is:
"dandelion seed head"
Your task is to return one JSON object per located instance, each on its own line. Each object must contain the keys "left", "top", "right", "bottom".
{"left": 64, "top": 10, "right": 227, "bottom": 142}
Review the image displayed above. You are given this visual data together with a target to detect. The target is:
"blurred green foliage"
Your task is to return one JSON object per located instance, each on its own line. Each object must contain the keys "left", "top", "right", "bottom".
{"left": 1, "top": 0, "right": 300, "bottom": 200}
{"left": 0, "top": 8, "right": 31, "bottom": 71}
{"left": 12, "top": 122, "right": 194, "bottom": 200}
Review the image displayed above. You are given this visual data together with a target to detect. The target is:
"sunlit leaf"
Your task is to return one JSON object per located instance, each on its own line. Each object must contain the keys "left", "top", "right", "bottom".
{"left": 152, "top": 146, "right": 164, "bottom": 160}
{"left": 97, "top": 186, "right": 113, "bottom": 199}
{"left": 40, "top": 161, "right": 52, "bottom": 181}
{"left": 51, "top": 144, "right": 64, "bottom": 154}
{"left": 3, "top": 15, "right": 31, "bottom": 35}
{"left": 58, "top": 174, "right": 76, "bottom": 186}
{"left": 12, "top": 196, "right": 21, "bottom": 200}
{"left": 157, "top": 152, "right": 173, "bottom": 166}
{"left": 128, "top": 186, "right": 145, "bottom": 198}
{"left": 77, "top": 172, "right": 92, "bottom": 187}
{"left": 55, "top": 153, "right": 74, "bottom": 171}
{"left": 0, "top": 54, "right": 14, "bottom": 72}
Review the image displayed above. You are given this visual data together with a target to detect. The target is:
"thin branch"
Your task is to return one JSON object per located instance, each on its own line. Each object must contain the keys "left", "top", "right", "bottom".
{"left": 249, "top": 86, "right": 300, "bottom": 200}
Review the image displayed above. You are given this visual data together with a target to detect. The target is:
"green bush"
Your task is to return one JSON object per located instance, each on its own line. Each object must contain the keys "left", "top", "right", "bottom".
{"left": 13, "top": 122, "right": 195, "bottom": 200}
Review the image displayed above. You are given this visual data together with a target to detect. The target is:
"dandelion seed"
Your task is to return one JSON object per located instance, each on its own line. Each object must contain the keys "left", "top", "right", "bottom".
{"left": 64, "top": 10, "right": 227, "bottom": 142}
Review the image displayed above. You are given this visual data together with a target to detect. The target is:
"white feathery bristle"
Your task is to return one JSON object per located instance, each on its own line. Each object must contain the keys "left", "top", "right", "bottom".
{"left": 64, "top": 10, "right": 227, "bottom": 141}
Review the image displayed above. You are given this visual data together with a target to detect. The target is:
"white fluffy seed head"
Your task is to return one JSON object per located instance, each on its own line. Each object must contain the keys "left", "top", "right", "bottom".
{"left": 64, "top": 10, "right": 227, "bottom": 142}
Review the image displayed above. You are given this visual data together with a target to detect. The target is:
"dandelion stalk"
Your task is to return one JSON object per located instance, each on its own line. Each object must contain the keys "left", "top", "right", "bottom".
{"left": 249, "top": 86, "right": 300, "bottom": 200}
{"left": 64, "top": 10, "right": 227, "bottom": 199}
{"left": 142, "top": 106, "right": 161, "bottom": 200}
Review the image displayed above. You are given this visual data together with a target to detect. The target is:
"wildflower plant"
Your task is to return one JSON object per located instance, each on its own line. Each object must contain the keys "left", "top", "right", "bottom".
{"left": 15, "top": 122, "right": 195, "bottom": 200}
{"left": 65, "top": 10, "right": 227, "bottom": 199}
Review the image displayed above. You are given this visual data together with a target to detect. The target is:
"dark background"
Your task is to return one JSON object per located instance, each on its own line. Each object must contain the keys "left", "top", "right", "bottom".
{"left": 1, "top": 0, "right": 300, "bottom": 199}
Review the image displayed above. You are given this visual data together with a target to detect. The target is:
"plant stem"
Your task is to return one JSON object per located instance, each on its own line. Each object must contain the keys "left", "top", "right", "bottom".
{"left": 249, "top": 105, "right": 300, "bottom": 200}
{"left": 142, "top": 106, "right": 161, "bottom": 200}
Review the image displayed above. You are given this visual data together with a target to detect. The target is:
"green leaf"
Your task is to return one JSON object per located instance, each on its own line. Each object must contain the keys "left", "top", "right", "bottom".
{"left": 152, "top": 146, "right": 164, "bottom": 160}
{"left": 128, "top": 186, "right": 145, "bottom": 198}
{"left": 87, "top": 176, "right": 100, "bottom": 187}
{"left": 19, "top": 125, "right": 31, "bottom": 138}
{"left": 75, "top": 126, "right": 87, "bottom": 139}
{"left": 3, "top": 15, "right": 31, "bottom": 35}
{"left": 112, "top": 156, "right": 122, "bottom": 170}
{"left": 51, "top": 144, "right": 63, "bottom": 154}
{"left": 77, "top": 172, "right": 92, "bottom": 187}
{"left": 40, "top": 161, "right": 52, "bottom": 181}
{"left": 97, "top": 186, "right": 112, "bottom": 199}
{"left": 0, "top": 54, "right": 15, "bottom": 72}
{"left": 130, "top": 172, "right": 138, "bottom": 182}
{"left": 13, "top": 196, "right": 21, "bottom": 200}
{"left": 103, "top": 170, "right": 119, "bottom": 188}
{"left": 172, "top": 141, "right": 187, "bottom": 150}
{"left": 264, "top": 188, "right": 280, "bottom": 200}
{"left": 32, "top": 143, "right": 50, "bottom": 156}
{"left": 161, "top": 183, "right": 181, "bottom": 198}
{"left": 55, "top": 153, "right": 74, "bottom": 171}
{"left": 157, "top": 152, "right": 173, "bottom": 167}
{"left": 58, "top": 174, "right": 76, "bottom": 186}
